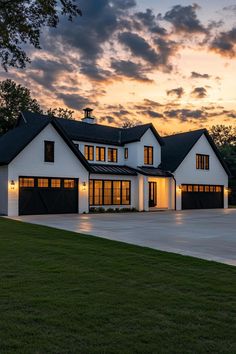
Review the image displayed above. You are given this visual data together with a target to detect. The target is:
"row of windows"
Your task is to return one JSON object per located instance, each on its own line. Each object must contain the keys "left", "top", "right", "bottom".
{"left": 19, "top": 178, "right": 76, "bottom": 189}
{"left": 196, "top": 154, "right": 209, "bottom": 170}
{"left": 84, "top": 145, "right": 119, "bottom": 162}
{"left": 89, "top": 180, "right": 131, "bottom": 206}
{"left": 182, "top": 184, "right": 223, "bottom": 193}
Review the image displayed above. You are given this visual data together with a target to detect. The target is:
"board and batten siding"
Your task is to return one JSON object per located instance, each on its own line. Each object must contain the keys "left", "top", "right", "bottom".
{"left": 174, "top": 134, "right": 228, "bottom": 210}
{"left": 7, "top": 123, "right": 89, "bottom": 216}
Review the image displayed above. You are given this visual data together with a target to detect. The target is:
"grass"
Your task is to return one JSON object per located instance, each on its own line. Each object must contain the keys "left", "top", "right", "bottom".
{"left": 0, "top": 218, "right": 236, "bottom": 354}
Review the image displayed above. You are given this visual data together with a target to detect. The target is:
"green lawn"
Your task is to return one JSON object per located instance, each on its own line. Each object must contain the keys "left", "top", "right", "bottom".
{"left": 0, "top": 218, "right": 236, "bottom": 354}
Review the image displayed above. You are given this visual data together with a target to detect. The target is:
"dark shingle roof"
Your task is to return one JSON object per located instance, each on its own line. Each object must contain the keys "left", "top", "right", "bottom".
{"left": 90, "top": 164, "right": 137, "bottom": 175}
{"left": 160, "top": 129, "right": 231, "bottom": 176}
{"left": 135, "top": 167, "right": 173, "bottom": 177}
{"left": 20, "top": 111, "right": 164, "bottom": 146}
{"left": 0, "top": 115, "right": 90, "bottom": 169}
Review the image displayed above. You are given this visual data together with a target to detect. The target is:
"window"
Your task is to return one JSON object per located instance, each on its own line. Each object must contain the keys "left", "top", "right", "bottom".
{"left": 20, "top": 178, "right": 34, "bottom": 187}
{"left": 181, "top": 184, "right": 223, "bottom": 193}
{"left": 96, "top": 147, "right": 106, "bottom": 162}
{"left": 89, "top": 180, "right": 131, "bottom": 206}
{"left": 38, "top": 178, "right": 49, "bottom": 188}
{"left": 108, "top": 148, "right": 118, "bottom": 163}
{"left": 64, "top": 179, "right": 75, "bottom": 188}
{"left": 84, "top": 145, "right": 94, "bottom": 161}
{"left": 44, "top": 141, "right": 54, "bottom": 162}
{"left": 196, "top": 154, "right": 209, "bottom": 170}
{"left": 124, "top": 148, "right": 128, "bottom": 160}
{"left": 144, "top": 146, "right": 153, "bottom": 165}
{"left": 51, "top": 179, "right": 61, "bottom": 188}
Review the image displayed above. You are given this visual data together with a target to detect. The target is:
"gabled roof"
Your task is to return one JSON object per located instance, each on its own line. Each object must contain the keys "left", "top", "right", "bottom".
{"left": 19, "top": 111, "right": 164, "bottom": 146}
{"left": 160, "top": 129, "right": 231, "bottom": 176}
{"left": 0, "top": 115, "right": 90, "bottom": 170}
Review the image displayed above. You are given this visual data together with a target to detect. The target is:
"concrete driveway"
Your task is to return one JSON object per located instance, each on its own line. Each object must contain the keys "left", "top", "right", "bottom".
{"left": 10, "top": 209, "right": 236, "bottom": 266}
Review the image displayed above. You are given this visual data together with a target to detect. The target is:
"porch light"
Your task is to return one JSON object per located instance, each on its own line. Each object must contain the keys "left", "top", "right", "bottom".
{"left": 82, "top": 182, "right": 87, "bottom": 191}
{"left": 10, "top": 180, "right": 15, "bottom": 190}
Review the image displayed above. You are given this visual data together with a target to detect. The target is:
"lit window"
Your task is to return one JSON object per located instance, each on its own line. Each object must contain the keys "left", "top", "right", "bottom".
{"left": 44, "top": 141, "right": 54, "bottom": 162}
{"left": 64, "top": 180, "right": 75, "bottom": 188}
{"left": 122, "top": 181, "right": 130, "bottom": 204}
{"left": 94, "top": 181, "right": 103, "bottom": 205}
{"left": 196, "top": 154, "right": 209, "bottom": 170}
{"left": 144, "top": 146, "right": 153, "bottom": 165}
{"left": 20, "top": 178, "right": 34, "bottom": 187}
{"left": 108, "top": 148, "right": 118, "bottom": 163}
{"left": 38, "top": 179, "right": 49, "bottom": 188}
{"left": 96, "top": 147, "right": 106, "bottom": 162}
{"left": 199, "top": 185, "right": 204, "bottom": 192}
{"left": 84, "top": 145, "right": 94, "bottom": 161}
{"left": 89, "top": 180, "right": 131, "bottom": 206}
{"left": 124, "top": 148, "right": 128, "bottom": 160}
{"left": 51, "top": 179, "right": 61, "bottom": 188}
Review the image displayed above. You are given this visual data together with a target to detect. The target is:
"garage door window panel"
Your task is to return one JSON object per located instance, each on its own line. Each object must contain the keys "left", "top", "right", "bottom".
{"left": 20, "top": 178, "right": 34, "bottom": 187}
{"left": 38, "top": 178, "right": 49, "bottom": 188}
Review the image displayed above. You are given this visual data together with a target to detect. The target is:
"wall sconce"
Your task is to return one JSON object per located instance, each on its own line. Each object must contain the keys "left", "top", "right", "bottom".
{"left": 225, "top": 187, "right": 231, "bottom": 194}
{"left": 10, "top": 180, "right": 15, "bottom": 190}
{"left": 178, "top": 185, "right": 183, "bottom": 191}
{"left": 82, "top": 182, "right": 87, "bottom": 191}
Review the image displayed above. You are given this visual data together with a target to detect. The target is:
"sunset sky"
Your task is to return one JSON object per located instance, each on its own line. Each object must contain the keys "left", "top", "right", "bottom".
{"left": 2, "top": 0, "right": 236, "bottom": 135}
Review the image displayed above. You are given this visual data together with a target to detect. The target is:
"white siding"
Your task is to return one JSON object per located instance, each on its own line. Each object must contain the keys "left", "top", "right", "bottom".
{"left": 0, "top": 166, "right": 8, "bottom": 215}
{"left": 174, "top": 134, "right": 228, "bottom": 210}
{"left": 7, "top": 124, "right": 89, "bottom": 216}
{"left": 125, "top": 129, "right": 161, "bottom": 168}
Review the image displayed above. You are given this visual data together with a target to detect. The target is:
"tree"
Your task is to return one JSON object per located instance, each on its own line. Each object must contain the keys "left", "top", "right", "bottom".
{"left": 0, "top": 79, "right": 42, "bottom": 134}
{"left": 209, "top": 125, "right": 236, "bottom": 147}
{"left": 0, "top": 0, "right": 81, "bottom": 70}
{"left": 47, "top": 107, "right": 74, "bottom": 120}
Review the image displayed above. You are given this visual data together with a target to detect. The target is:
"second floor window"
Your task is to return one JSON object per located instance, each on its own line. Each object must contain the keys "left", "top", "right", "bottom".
{"left": 44, "top": 141, "right": 54, "bottom": 162}
{"left": 96, "top": 147, "right": 106, "bottom": 162}
{"left": 144, "top": 146, "right": 153, "bottom": 165}
{"left": 196, "top": 154, "right": 209, "bottom": 170}
{"left": 108, "top": 148, "right": 118, "bottom": 163}
{"left": 84, "top": 145, "right": 94, "bottom": 161}
{"left": 124, "top": 148, "right": 128, "bottom": 159}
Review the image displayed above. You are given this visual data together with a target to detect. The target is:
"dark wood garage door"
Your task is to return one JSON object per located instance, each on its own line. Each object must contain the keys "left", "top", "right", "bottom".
{"left": 19, "top": 177, "right": 78, "bottom": 215}
{"left": 182, "top": 184, "right": 224, "bottom": 210}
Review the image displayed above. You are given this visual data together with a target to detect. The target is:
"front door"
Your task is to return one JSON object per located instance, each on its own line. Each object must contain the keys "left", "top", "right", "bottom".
{"left": 149, "top": 182, "right": 157, "bottom": 207}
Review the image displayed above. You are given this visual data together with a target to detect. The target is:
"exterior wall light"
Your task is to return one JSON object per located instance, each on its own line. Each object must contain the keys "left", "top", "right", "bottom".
{"left": 178, "top": 185, "right": 183, "bottom": 191}
{"left": 82, "top": 182, "right": 87, "bottom": 191}
{"left": 10, "top": 180, "right": 15, "bottom": 190}
{"left": 225, "top": 187, "right": 231, "bottom": 193}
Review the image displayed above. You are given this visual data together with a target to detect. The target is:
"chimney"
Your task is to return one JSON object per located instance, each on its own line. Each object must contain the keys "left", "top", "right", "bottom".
{"left": 81, "top": 107, "right": 96, "bottom": 124}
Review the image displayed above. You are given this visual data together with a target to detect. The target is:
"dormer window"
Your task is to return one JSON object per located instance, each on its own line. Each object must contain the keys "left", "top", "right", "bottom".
{"left": 96, "top": 147, "right": 106, "bottom": 162}
{"left": 108, "top": 148, "right": 118, "bottom": 163}
{"left": 84, "top": 145, "right": 94, "bottom": 161}
{"left": 44, "top": 141, "right": 54, "bottom": 162}
{"left": 144, "top": 146, "right": 153, "bottom": 165}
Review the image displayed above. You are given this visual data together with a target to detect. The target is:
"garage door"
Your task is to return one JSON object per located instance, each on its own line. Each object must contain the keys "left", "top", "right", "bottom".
{"left": 182, "top": 184, "right": 223, "bottom": 210}
{"left": 19, "top": 177, "right": 78, "bottom": 215}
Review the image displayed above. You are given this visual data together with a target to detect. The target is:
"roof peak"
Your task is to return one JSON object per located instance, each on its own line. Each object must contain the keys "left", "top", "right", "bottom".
{"left": 163, "top": 128, "right": 206, "bottom": 139}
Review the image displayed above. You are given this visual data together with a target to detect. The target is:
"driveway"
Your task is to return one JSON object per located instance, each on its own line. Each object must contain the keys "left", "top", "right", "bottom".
{"left": 10, "top": 209, "right": 236, "bottom": 266}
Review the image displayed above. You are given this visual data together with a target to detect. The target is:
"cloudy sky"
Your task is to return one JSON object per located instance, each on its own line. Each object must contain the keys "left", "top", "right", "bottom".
{"left": 2, "top": 0, "right": 236, "bottom": 134}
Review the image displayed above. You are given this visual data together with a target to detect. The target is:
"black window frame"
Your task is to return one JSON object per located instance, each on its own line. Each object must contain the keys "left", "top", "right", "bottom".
{"left": 196, "top": 154, "right": 209, "bottom": 170}
{"left": 96, "top": 146, "right": 106, "bottom": 162}
{"left": 144, "top": 146, "right": 153, "bottom": 165}
{"left": 44, "top": 141, "right": 54, "bottom": 163}
{"left": 84, "top": 145, "right": 94, "bottom": 161}
{"left": 108, "top": 148, "right": 118, "bottom": 163}
{"left": 124, "top": 147, "right": 128, "bottom": 160}
{"left": 89, "top": 179, "right": 131, "bottom": 206}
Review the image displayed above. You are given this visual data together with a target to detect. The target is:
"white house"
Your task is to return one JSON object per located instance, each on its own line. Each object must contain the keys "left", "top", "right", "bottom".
{"left": 0, "top": 109, "right": 230, "bottom": 216}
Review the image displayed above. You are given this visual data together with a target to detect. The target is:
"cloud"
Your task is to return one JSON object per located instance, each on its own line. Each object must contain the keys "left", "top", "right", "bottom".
{"left": 191, "top": 71, "right": 211, "bottom": 79}
{"left": 80, "top": 62, "right": 111, "bottom": 81}
{"left": 134, "top": 9, "right": 167, "bottom": 35}
{"left": 118, "top": 32, "right": 159, "bottom": 64}
{"left": 142, "top": 110, "right": 163, "bottom": 118}
{"left": 191, "top": 87, "right": 208, "bottom": 98}
{"left": 167, "top": 87, "right": 184, "bottom": 98}
{"left": 210, "top": 27, "right": 236, "bottom": 57}
{"left": 164, "top": 4, "right": 206, "bottom": 34}
{"left": 111, "top": 59, "right": 152, "bottom": 82}
{"left": 57, "top": 93, "right": 95, "bottom": 110}
{"left": 164, "top": 109, "right": 206, "bottom": 121}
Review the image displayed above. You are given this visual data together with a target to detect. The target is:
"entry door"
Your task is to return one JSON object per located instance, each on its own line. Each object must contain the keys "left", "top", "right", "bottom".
{"left": 149, "top": 182, "right": 157, "bottom": 207}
